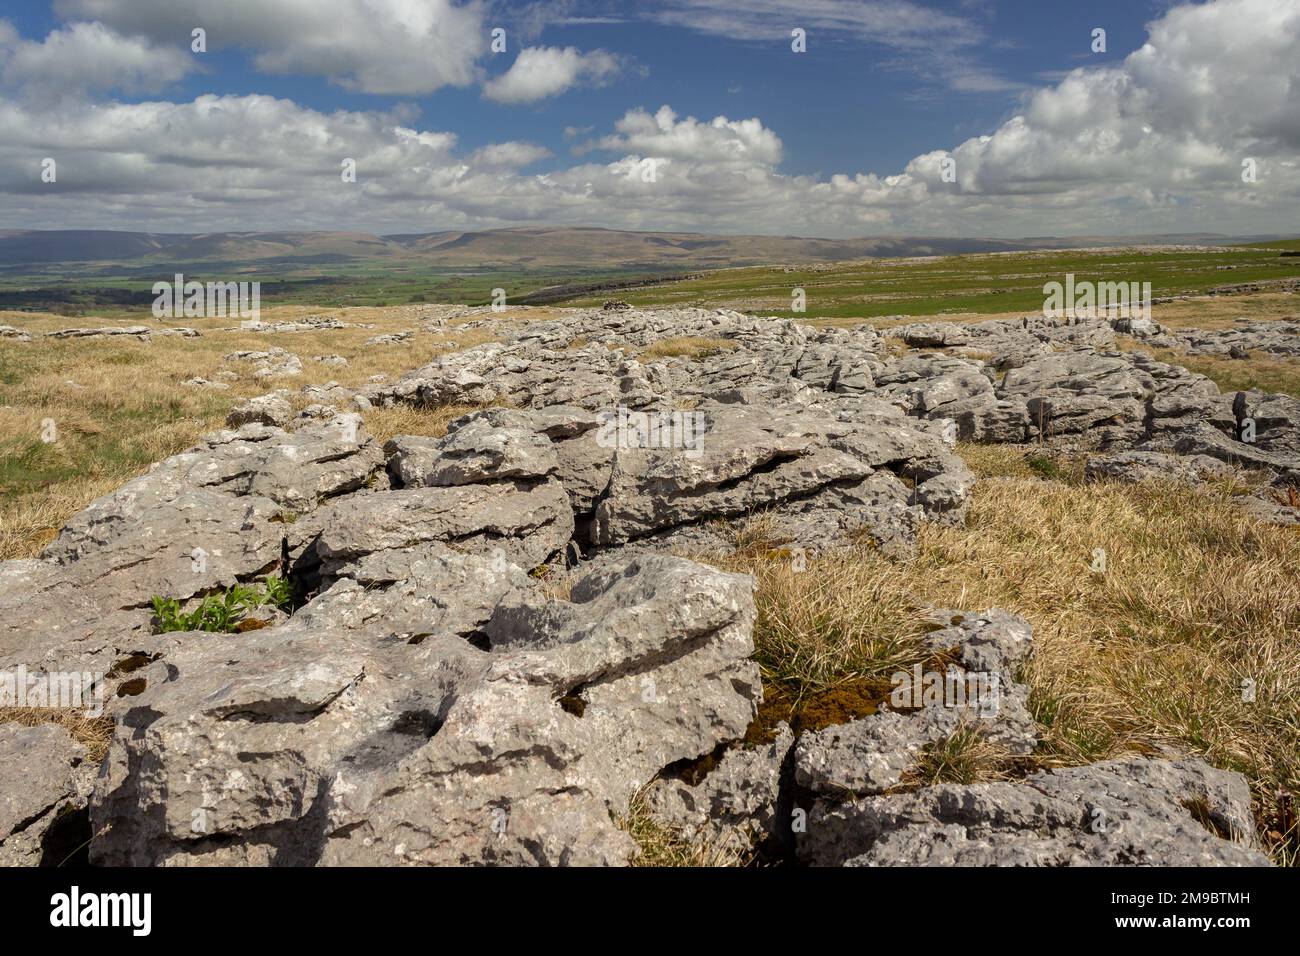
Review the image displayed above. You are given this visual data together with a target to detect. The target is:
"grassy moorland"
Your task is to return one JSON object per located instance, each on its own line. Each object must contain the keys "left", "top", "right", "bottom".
{"left": 559, "top": 245, "right": 1300, "bottom": 319}
{"left": 0, "top": 303, "right": 522, "bottom": 558}
{"left": 0, "top": 262, "right": 633, "bottom": 316}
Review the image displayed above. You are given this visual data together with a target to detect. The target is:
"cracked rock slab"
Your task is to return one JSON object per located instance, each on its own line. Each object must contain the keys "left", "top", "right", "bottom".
{"left": 644, "top": 723, "right": 795, "bottom": 851}
{"left": 589, "top": 402, "right": 973, "bottom": 552}
{"left": 90, "top": 554, "right": 758, "bottom": 867}
{"left": 799, "top": 758, "right": 1271, "bottom": 867}
{"left": 385, "top": 415, "right": 559, "bottom": 488}
{"left": 1085, "top": 450, "right": 1233, "bottom": 484}
{"left": 314, "top": 477, "right": 574, "bottom": 571}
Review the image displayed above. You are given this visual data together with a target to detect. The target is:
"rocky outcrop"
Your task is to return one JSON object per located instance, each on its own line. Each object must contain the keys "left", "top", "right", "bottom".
{"left": 89, "top": 555, "right": 759, "bottom": 866}
{"left": 47, "top": 326, "right": 152, "bottom": 340}
{"left": 1084, "top": 450, "right": 1232, "bottom": 484}
{"left": 891, "top": 313, "right": 1298, "bottom": 486}
{"left": 3, "top": 304, "right": 1285, "bottom": 868}
{"left": 225, "top": 347, "right": 303, "bottom": 378}
{"left": 645, "top": 723, "right": 795, "bottom": 850}
{"left": 45, "top": 325, "right": 200, "bottom": 341}
{"left": 589, "top": 401, "right": 973, "bottom": 555}
{"left": 365, "top": 330, "right": 415, "bottom": 346}
{"left": 234, "top": 316, "right": 346, "bottom": 333}
{"left": 1, "top": 412, "right": 385, "bottom": 687}
{"left": 895, "top": 314, "right": 1115, "bottom": 369}
{"left": 876, "top": 353, "right": 1029, "bottom": 441}
{"left": 314, "top": 478, "right": 574, "bottom": 573}
{"left": 788, "top": 614, "right": 1267, "bottom": 867}
{"left": 1138, "top": 320, "right": 1300, "bottom": 360}
{"left": 794, "top": 609, "right": 1038, "bottom": 798}
{"left": 226, "top": 391, "right": 294, "bottom": 428}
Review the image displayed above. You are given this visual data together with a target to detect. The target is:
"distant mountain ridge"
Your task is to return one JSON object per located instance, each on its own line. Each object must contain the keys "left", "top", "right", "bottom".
{"left": 0, "top": 226, "right": 1292, "bottom": 271}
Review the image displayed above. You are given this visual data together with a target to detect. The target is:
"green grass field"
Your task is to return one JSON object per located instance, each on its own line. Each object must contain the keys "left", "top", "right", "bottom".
{"left": 0, "top": 262, "right": 647, "bottom": 316}
{"left": 5, "top": 241, "right": 1297, "bottom": 320}
{"left": 556, "top": 245, "right": 1300, "bottom": 319}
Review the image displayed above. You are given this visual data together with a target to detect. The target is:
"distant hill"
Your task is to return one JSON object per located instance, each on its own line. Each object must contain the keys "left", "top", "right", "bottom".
{"left": 0, "top": 226, "right": 1295, "bottom": 271}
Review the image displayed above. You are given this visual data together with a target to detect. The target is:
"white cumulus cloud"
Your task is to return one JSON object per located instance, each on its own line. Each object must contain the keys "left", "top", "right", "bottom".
{"left": 0, "top": 0, "right": 1296, "bottom": 238}
{"left": 483, "top": 46, "right": 624, "bottom": 103}
{"left": 0, "top": 19, "right": 194, "bottom": 99}
{"left": 594, "top": 105, "right": 783, "bottom": 166}
{"left": 54, "top": 0, "right": 486, "bottom": 95}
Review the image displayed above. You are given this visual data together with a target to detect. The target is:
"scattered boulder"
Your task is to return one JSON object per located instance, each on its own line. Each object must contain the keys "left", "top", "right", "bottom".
{"left": 365, "top": 331, "right": 415, "bottom": 346}
{"left": 1146, "top": 321, "right": 1300, "bottom": 360}
{"left": 47, "top": 326, "right": 151, "bottom": 340}
{"left": 182, "top": 376, "right": 229, "bottom": 389}
{"left": 1085, "top": 450, "right": 1232, "bottom": 484}
{"left": 896, "top": 323, "right": 971, "bottom": 348}
{"left": 300, "top": 381, "right": 357, "bottom": 406}
{"left": 1111, "top": 316, "right": 1163, "bottom": 337}
{"left": 226, "top": 391, "right": 294, "bottom": 428}
{"left": 225, "top": 347, "right": 303, "bottom": 378}
{"left": 236, "top": 316, "right": 346, "bottom": 333}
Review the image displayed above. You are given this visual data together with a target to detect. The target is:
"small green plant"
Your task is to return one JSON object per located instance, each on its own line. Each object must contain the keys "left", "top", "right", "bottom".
{"left": 262, "top": 574, "right": 293, "bottom": 613}
{"left": 149, "top": 596, "right": 186, "bottom": 632}
{"left": 1024, "top": 453, "right": 1061, "bottom": 481}
{"left": 151, "top": 577, "right": 292, "bottom": 633}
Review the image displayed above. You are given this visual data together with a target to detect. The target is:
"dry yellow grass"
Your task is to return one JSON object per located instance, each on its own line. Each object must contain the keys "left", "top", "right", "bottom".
{"left": 1145, "top": 293, "right": 1298, "bottom": 331}
{"left": 904, "top": 724, "right": 1017, "bottom": 787}
{"left": 712, "top": 546, "right": 934, "bottom": 694}
{"left": 638, "top": 336, "right": 736, "bottom": 360}
{"left": 0, "top": 304, "right": 501, "bottom": 558}
{"left": 361, "top": 403, "right": 485, "bottom": 446}
{"left": 0, "top": 707, "right": 115, "bottom": 763}
{"left": 1141, "top": 345, "right": 1300, "bottom": 398}
{"left": 0, "top": 474, "right": 127, "bottom": 559}
{"left": 618, "top": 786, "right": 755, "bottom": 867}
{"left": 691, "top": 455, "right": 1300, "bottom": 863}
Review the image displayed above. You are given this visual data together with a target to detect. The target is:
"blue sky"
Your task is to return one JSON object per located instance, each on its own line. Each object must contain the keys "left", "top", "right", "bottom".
{"left": 0, "top": 0, "right": 1296, "bottom": 237}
